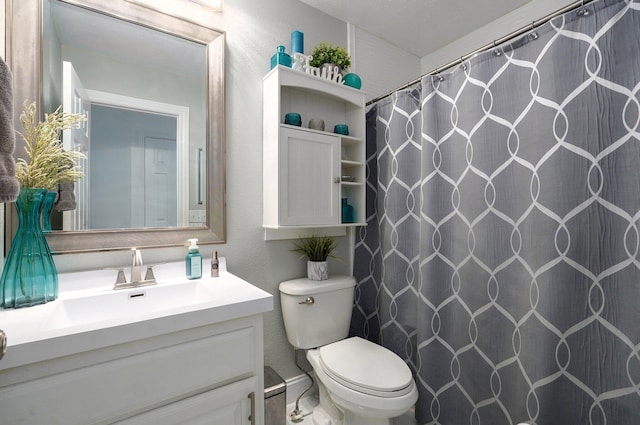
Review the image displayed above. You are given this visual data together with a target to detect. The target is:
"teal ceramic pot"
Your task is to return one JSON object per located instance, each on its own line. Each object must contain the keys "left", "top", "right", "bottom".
{"left": 343, "top": 73, "right": 362, "bottom": 89}
{"left": 284, "top": 112, "right": 302, "bottom": 126}
{"left": 334, "top": 124, "right": 349, "bottom": 135}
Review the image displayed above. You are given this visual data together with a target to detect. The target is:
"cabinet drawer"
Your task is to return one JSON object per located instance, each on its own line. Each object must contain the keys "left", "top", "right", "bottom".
{"left": 115, "top": 377, "right": 258, "bottom": 425}
{"left": 0, "top": 326, "right": 256, "bottom": 425}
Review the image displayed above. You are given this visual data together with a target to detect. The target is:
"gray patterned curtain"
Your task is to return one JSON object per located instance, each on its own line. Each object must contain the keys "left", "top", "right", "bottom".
{"left": 351, "top": 1, "right": 640, "bottom": 424}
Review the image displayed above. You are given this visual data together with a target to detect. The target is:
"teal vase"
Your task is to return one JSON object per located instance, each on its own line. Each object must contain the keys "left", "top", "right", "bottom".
{"left": 41, "top": 190, "right": 57, "bottom": 232}
{"left": 0, "top": 188, "right": 58, "bottom": 308}
{"left": 343, "top": 73, "right": 362, "bottom": 89}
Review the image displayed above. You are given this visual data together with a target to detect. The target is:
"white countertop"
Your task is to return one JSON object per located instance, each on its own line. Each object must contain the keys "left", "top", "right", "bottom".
{"left": 0, "top": 259, "right": 273, "bottom": 371}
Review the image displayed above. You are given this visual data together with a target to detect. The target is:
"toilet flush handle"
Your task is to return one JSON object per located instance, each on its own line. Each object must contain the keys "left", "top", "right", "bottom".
{"left": 298, "top": 297, "right": 315, "bottom": 305}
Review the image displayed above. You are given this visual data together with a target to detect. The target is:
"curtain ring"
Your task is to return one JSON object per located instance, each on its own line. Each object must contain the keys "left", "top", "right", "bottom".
{"left": 528, "top": 21, "right": 539, "bottom": 41}
{"left": 460, "top": 56, "right": 467, "bottom": 70}
{"left": 577, "top": 0, "right": 590, "bottom": 16}
{"left": 492, "top": 40, "right": 502, "bottom": 56}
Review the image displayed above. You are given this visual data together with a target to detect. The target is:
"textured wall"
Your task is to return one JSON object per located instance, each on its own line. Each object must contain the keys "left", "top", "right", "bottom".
{"left": 44, "top": 0, "right": 415, "bottom": 381}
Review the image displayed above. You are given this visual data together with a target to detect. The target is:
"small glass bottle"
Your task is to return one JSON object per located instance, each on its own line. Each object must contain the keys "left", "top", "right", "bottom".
{"left": 341, "top": 198, "right": 355, "bottom": 223}
{"left": 270, "top": 45, "right": 292, "bottom": 69}
{"left": 186, "top": 238, "right": 202, "bottom": 279}
{"left": 211, "top": 250, "right": 219, "bottom": 277}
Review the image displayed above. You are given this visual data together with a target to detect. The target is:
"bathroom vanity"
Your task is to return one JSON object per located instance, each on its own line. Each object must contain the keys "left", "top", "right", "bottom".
{"left": 0, "top": 261, "right": 272, "bottom": 425}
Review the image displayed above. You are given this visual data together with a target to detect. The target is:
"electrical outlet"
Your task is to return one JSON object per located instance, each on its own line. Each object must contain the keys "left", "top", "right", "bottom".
{"left": 188, "top": 210, "right": 205, "bottom": 223}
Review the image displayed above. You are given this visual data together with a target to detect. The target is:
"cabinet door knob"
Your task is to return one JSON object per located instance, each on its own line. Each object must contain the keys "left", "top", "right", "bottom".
{"left": 334, "top": 177, "right": 341, "bottom": 183}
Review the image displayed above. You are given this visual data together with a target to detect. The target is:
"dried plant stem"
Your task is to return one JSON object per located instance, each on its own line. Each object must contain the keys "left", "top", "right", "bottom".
{"left": 15, "top": 101, "right": 86, "bottom": 190}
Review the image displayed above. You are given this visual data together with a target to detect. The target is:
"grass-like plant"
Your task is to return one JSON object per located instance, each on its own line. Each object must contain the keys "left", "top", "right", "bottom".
{"left": 291, "top": 234, "right": 338, "bottom": 262}
{"left": 16, "top": 101, "right": 86, "bottom": 189}
{"left": 309, "top": 42, "right": 351, "bottom": 71}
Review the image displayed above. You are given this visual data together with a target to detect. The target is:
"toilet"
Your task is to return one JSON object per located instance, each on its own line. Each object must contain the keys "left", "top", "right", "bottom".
{"left": 279, "top": 275, "right": 418, "bottom": 425}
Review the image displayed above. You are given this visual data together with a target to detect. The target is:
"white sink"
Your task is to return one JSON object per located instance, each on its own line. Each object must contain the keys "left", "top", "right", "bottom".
{"left": 50, "top": 280, "right": 219, "bottom": 328}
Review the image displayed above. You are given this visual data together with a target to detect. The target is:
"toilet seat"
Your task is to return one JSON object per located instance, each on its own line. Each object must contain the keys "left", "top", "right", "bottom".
{"left": 319, "top": 337, "right": 414, "bottom": 398}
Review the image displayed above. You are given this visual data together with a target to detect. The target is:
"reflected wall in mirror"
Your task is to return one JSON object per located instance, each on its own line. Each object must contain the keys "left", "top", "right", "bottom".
{"left": 6, "top": 0, "right": 226, "bottom": 253}
{"left": 43, "top": 0, "right": 206, "bottom": 231}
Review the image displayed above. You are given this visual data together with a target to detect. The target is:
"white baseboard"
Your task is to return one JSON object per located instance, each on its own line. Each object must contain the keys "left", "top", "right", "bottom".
{"left": 285, "top": 372, "right": 317, "bottom": 405}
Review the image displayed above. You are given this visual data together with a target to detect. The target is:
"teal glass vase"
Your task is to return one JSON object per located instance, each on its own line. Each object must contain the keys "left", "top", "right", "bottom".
{"left": 41, "top": 190, "right": 57, "bottom": 232}
{"left": 0, "top": 188, "right": 59, "bottom": 308}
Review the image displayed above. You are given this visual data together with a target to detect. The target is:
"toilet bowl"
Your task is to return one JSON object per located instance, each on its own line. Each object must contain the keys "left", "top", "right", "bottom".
{"left": 308, "top": 337, "right": 418, "bottom": 424}
{"left": 279, "top": 276, "right": 418, "bottom": 425}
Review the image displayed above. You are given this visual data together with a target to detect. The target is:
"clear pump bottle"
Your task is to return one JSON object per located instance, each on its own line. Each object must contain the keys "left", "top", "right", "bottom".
{"left": 186, "top": 238, "right": 202, "bottom": 279}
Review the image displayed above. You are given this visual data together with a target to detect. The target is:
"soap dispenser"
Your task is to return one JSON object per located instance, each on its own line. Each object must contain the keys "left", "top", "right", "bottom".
{"left": 186, "top": 238, "right": 202, "bottom": 279}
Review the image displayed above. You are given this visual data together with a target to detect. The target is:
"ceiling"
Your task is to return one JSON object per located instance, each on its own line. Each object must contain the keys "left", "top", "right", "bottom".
{"left": 298, "top": 0, "right": 532, "bottom": 58}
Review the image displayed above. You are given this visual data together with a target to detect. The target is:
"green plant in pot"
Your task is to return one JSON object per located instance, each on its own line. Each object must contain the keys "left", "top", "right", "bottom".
{"left": 291, "top": 234, "right": 338, "bottom": 281}
{"left": 309, "top": 41, "right": 351, "bottom": 74}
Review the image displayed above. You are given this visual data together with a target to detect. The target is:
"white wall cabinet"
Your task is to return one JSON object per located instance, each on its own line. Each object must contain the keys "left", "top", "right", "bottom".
{"left": 263, "top": 66, "right": 366, "bottom": 232}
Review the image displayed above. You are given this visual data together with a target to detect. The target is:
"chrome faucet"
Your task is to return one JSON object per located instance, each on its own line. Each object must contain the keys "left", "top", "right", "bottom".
{"left": 113, "top": 248, "right": 157, "bottom": 290}
{"left": 131, "top": 248, "right": 144, "bottom": 283}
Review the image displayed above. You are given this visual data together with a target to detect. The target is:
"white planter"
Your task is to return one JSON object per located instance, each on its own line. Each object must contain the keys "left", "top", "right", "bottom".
{"left": 307, "top": 261, "right": 328, "bottom": 281}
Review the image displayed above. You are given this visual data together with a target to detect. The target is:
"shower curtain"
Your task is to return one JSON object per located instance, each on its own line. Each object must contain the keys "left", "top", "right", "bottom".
{"left": 351, "top": 0, "right": 640, "bottom": 424}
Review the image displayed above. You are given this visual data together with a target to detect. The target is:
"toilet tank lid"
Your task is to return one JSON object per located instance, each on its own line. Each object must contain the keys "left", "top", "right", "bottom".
{"left": 279, "top": 275, "right": 356, "bottom": 296}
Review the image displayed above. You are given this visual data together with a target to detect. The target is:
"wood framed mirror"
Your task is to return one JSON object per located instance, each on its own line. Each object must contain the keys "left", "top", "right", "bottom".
{"left": 5, "top": 0, "right": 226, "bottom": 253}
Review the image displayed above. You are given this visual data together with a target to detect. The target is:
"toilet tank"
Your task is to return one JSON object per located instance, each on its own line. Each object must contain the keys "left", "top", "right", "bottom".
{"left": 279, "top": 275, "right": 356, "bottom": 349}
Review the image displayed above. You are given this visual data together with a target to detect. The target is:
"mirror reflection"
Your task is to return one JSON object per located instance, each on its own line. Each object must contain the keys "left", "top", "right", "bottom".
{"left": 42, "top": 0, "right": 207, "bottom": 231}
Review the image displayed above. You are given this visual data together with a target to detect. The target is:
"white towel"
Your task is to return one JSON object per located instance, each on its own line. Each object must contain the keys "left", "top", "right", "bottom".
{"left": 0, "top": 57, "right": 20, "bottom": 202}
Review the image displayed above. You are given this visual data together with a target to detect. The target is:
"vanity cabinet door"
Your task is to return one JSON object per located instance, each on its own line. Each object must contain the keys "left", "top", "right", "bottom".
{"left": 0, "top": 324, "right": 258, "bottom": 425}
{"left": 277, "top": 126, "right": 340, "bottom": 226}
{"left": 115, "top": 377, "right": 260, "bottom": 425}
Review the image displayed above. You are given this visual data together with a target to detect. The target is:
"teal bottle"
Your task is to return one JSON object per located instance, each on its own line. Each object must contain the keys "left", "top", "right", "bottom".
{"left": 341, "top": 198, "right": 355, "bottom": 223}
{"left": 270, "top": 45, "right": 292, "bottom": 69}
{"left": 0, "top": 188, "right": 58, "bottom": 308}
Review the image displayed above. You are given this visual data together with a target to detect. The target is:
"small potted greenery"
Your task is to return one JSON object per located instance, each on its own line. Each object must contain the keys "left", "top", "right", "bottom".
{"left": 291, "top": 234, "right": 338, "bottom": 281}
{"left": 309, "top": 41, "right": 351, "bottom": 74}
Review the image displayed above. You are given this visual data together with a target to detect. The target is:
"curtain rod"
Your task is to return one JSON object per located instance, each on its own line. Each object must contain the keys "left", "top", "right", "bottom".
{"left": 366, "top": 0, "right": 595, "bottom": 106}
